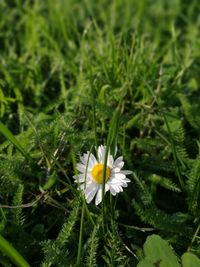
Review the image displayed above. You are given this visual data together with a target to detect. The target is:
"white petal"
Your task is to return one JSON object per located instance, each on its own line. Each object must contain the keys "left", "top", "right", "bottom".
{"left": 98, "top": 145, "right": 106, "bottom": 163}
{"left": 120, "top": 170, "right": 132, "bottom": 175}
{"left": 119, "top": 180, "right": 129, "bottom": 187}
{"left": 109, "top": 184, "right": 122, "bottom": 193}
{"left": 109, "top": 179, "right": 123, "bottom": 185}
{"left": 75, "top": 173, "right": 90, "bottom": 183}
{"left": 108, "top": 184, "right": 117, "bottom": 196}
{"left": 114, "top": 184, "right": 123, "bottom": 192}
{"left": 107, "top": 155, "right": 114, "bottom": 167}
{"left": 114, "top": 156, "right": 123, "bottom": 166}
{"left": 79, "top": 183, "right": 86, "bottom": 190}
{"left": 83, "top": 153, "right": 89, "bottom": 161}
{"left": 117, "top": 161, "right": 124, "bottom": 169}
{"left": 77, "top": 163, "right": 86, "bottom": 173}
{"left": 98, "top": 145, "right": 113, "bottom": 169}
{"left": 85, "top": 183, "right": 95, "bottom": 197}
{"left": 88, "top": 153, "right": 97, "bottom": 170}
{"left": 105, "top": 183, "right": 110, "bottom": 192}
{"left": 85, "top": 183, "right": 99, "bottom": 203}
{"left": 86, "top": 186, "right": 99, "bottom": 203}
{"left": 80, "top": 156, "right": 87, "bottom": 165}
{"left": 110, "top": 177, "right": 130, "bottom": 187}
{"left": 78, "top": 179, "right": 92, "bottom": 189}
{"left": 119, "top": 185, "right": 123, "bottom": 192}
{"left": 80, "top": 153, "right": 97, "bottom": 171}
{"left": 122, "top": 178, "right": 131, "bottom": 184}
{"left": 111, "top": 167, "right": 121, "bottom": 173}
{"left": 113, "top": 173, "right": 126, "bottom": 180}
{"left": 95, "top": 186, "right": 103, "bottom": 205}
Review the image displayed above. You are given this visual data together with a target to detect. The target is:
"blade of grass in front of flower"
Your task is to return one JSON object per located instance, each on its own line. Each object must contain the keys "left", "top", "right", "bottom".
{"left": 0, "top": 235, "right": 31, "bottom": 267}
{"left": 71, "top": 146, "right": 94, "bottom": 267}
{"left": 74, "top": 146, "right": 94, "bottom": 266}
{"left": 102, "top": 102, "right": 121, "bottom": 228}
{"left": 70, "top": 146, "right": 95, "bottom": 225}
{"left": 0, "top": 122, "right": 30, "bottom": 160}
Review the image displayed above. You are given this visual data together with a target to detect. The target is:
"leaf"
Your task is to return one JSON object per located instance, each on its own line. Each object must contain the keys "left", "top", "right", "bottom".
{"left": 0, "top": 122, "right": 30, "bottom": 159}
{"left": 42, "top": 171, "right": 57, "bottom": 190}
{"left": 187, "top": 156, "right": 200, "bottom": 215}
{"left": 182, "top": 252, "right": 200, "bottom": 267}
{"left": 0, "top": 235, "right": 30, "bottom": 267}
{"left": 137, "top": 259, "right": 154, "bottom": 267}
{"left": 137, "top": 234, "right": 180, "bottom": 267}
{"left": 178, "top": 94, "right": 200, "bottom": 130}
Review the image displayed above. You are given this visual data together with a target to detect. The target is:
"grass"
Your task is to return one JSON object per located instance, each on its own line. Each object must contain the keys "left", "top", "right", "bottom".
{"left": 0, "top": 0, "right": 200, "bottom": 266}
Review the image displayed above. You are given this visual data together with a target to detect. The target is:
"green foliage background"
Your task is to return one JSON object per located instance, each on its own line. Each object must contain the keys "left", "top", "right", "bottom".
{"left": 0, "top": 0, "right": 200, "bottom": 266}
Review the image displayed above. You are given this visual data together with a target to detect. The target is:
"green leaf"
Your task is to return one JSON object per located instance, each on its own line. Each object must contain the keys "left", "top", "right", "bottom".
{"left": 0, "top": 122, "right": 30, "bottom": 159}
{"left": 137, "top": 235, "right": 180, "bottom": 267}
{"left": 182, "top": 252, "right": 200, "bottom": 267}
{"left": 0, "top": 235, "right": 30, "bottom": 267}
{"left": 137, "top": 259, "right": 154, "bottom": 267}
{"left": 42, "top": 171, "right": 57, "bottom": 190}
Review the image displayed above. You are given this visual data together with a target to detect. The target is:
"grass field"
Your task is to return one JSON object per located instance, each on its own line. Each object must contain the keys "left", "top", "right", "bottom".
{"left": 0, "top": 0, "right": 200, "bottom": 266}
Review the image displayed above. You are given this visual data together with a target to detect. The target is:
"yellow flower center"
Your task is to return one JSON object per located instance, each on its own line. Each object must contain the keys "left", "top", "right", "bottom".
{"left": 91, "top": 164, "right": 111, "bottom": 184}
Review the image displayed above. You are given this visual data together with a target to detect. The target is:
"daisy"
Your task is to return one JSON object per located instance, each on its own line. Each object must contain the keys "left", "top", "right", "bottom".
{"left": 74, "top": 145, "right": 132, "bottom": 205}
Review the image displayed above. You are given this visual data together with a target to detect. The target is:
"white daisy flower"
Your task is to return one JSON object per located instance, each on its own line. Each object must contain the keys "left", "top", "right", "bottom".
{"left": 74, "top": 145, "right": 132, "bottom": 205}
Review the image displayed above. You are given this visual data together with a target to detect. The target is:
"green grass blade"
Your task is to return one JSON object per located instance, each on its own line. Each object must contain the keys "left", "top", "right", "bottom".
{"left": 0, "top": 235, "right": 31, "bottom": 267}
{"left": 0, "top": 122, "right": 30, "bottom": 159}
{"left": 102, "top": 103, "right": 121, "bottom": 228}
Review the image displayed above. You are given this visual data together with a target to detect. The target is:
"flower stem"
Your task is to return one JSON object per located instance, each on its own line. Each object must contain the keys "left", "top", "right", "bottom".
{"left": 77, "top": 204, "right": 85, "bottom": 266}
{"left": 102, "top": 103, "right": 121, "bottom": 230}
